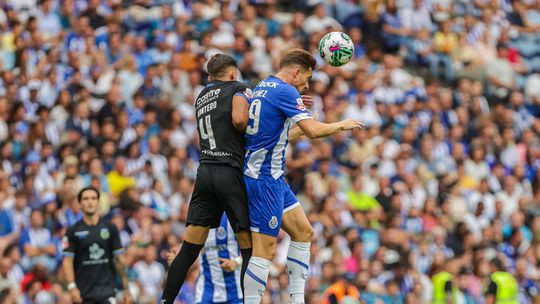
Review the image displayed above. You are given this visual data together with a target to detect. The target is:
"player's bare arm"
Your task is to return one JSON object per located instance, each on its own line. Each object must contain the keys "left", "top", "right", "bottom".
{"left": 63, "top": 255, "right": 82, "bottom": 303}
{"left": 113, "top": 254, "right": 132, "bottom": 304}
{"left": 296, "top": 117, "right": 363, "bottom": 139}
{"left": 232, "top": 94, "right": 249, "bottom": 132}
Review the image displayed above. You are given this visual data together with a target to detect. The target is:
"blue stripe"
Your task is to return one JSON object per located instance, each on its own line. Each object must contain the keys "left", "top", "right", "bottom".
{"left": 63, "top": 252, "right": 75, "bottom": 257}
{"left": 201, "top": 254, "right": 214, "bottom": 303}
{"left": 245, "top": 269, "right": 266, "bottom": 288}
{"left": 287, "top": 257, "right": 309, "bottom": 270}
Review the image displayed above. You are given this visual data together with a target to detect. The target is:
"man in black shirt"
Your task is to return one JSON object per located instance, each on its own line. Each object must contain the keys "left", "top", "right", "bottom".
{"left": 62, "top": 187, "right": 131, "bottom": 304}
{"left": 160, "top": 54, "right": 254, "bottom": 304}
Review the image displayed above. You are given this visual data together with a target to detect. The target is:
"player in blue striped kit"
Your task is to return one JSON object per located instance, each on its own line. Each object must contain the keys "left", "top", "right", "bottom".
{"left": 169, "top": 214, "right": 243, "bottom": 304}
{"left": 242, "top": 49, "right": 362, "bottom": 304}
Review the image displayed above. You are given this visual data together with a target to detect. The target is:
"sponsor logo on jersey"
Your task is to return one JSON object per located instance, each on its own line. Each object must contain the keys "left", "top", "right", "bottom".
{"left": 216, "top": 227, "right": 227, "bottom": 240}
{"left": 89, "top": 243, "right": 105, "bottom": 261}
{"left": 100, "top": 228, "right": 110, "bottom": 240}
{"left": 269, "top": 216, "right": 278, "bottom": 229}
{"left": 296, "top": 98, "right": 306, "bottom": 111}
{"left": 75, "top": 231, "right": 89, "bottom": 239}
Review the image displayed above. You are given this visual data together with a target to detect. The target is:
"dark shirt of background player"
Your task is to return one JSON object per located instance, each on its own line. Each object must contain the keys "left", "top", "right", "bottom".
{"left": 62, "top": 187, "right": 132, "bottom": 304}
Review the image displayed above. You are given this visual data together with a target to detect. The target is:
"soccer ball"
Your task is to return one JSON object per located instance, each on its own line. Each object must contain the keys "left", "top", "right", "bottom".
{"left": 318, "top": 31, "right": 354, "bottom": 67}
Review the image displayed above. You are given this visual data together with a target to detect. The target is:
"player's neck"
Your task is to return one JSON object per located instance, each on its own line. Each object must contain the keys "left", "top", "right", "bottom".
{"left": 83, "top": 214, "right": 100, "bottom": 226}
{"left": 275, "top": 71, "right": 293, "bottom": 85}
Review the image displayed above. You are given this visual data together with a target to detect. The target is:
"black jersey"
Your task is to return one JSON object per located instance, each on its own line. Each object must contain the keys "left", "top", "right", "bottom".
{"left": 195, "top": 80, "right": 251, "bottom": 169}
{"left": 63, "top": 219, "right": 123, "bottom": 301}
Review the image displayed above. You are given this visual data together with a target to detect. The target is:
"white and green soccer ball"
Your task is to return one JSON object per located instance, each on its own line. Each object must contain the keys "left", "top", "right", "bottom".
{"left": 318, "top": 31, "right": 355, "bottom": 67}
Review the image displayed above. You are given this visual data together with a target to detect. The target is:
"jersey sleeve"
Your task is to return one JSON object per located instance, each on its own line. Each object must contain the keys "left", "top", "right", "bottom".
{"left": 109, "top": 223, "right": 124, "bottom": 255}
{"left": 62, "top": 227, "right": 76, "bottom": 257}
{"left": 277, "top": 85, "right": 312, "bottom": 123}
{"left": 233, "top": 82, "right": 253, "bottom": 99}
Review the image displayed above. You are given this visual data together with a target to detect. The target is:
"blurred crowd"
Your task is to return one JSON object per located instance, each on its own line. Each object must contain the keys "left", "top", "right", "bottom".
{"left": 0, "top": 0, "right": 539, "bottom": 303}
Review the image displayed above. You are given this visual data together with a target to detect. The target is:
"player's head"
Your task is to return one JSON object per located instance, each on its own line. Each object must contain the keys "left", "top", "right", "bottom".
{"left": 278, "top": 49, "right": 317, "bottom": 93}
{"left": 77, "top": 186, "right": 100, "bottom": 216}
{"left": 489, "top": 257, "right": 505, "bottom": 272}
{"left": 207, "top": 54, "right": 239, "bottom": 82}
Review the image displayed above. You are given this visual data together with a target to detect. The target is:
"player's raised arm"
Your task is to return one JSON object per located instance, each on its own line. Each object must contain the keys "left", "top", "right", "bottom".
{"left": 297, "top": 117, "right": 363, "bottom": 139}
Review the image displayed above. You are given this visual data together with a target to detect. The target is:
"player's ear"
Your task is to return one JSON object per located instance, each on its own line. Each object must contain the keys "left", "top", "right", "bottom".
{"left": 293, "top": 68, "right": 300, "bottom": 80}
{"left": 229, "top": 68, "right": 238, "bottom": 81}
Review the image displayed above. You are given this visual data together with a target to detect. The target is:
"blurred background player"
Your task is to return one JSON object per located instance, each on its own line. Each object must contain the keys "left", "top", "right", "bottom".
{"left": 62, "top": 187, "right": 130, "bottom": 304}
{"left": 485, "top": 257, "right": 519, "bottom": 304}
{"left": 168, "top": 214, "right": 243, "bottom": 304}
{"left": 242, "top": 49, "right": 362, "bottom": 304}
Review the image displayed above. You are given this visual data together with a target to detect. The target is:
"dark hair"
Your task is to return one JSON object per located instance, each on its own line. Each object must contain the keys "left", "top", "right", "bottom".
{"left": 279, "top": 48, "right": 317, "bottom": 71}
{"left": 207, "top": 54, "right": 238, "bottom": 78}
{"left": 490, "top": 257, "right": 505, "bottom": 271}
{"left": 77, "top": 187, "right": 100, "bottom": 202}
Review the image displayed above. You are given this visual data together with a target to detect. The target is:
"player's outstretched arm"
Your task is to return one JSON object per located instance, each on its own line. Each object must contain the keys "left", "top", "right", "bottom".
{"left": 289, "top": 111, "right": 319, "bottom": 141}
{"left": 232, "top": 95, "right": 249, "bottom": 132}
{"left": 297, "top": 118, "right": 362, "bottom": 139}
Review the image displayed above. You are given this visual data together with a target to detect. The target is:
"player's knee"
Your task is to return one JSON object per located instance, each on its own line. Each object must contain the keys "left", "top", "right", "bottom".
{"left": 295, "top": 225, "right": 314, "bottom": 243}
{"left": 185, "top": 225, "right": 210, "bottom": 245}
{"left": 253, "top": 236, "right": 277, "bottom": 260}
{"left": 236, "top": 231, "right": 252, "bottom": 249}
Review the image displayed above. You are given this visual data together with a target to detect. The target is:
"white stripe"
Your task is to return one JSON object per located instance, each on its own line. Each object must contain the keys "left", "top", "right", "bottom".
{"left": 207, "top": 249, "right": 227, "bottom": 303}
{"left": 270, "top": 119, "right": 291, "bottom": 179}
{"left": 226, "top": 223, "right": 243, "bottom": 300}
{"left": 283, "top": 202, "right": 300, "bottom": 214}
{"left": 290, "top": 113, "right": 311, "bottom": 123}
{"left": 250, "top": 227, "right": 260, "bottom": 233}
{"left": 244, "top": 148, "right": 268, "bottom": 179}
{"left": 195, "top": 265, "right": 204, "bottom": 303}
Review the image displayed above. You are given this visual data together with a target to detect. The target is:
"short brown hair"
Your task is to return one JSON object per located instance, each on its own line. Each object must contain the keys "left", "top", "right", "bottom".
{"left": 207, "top": 54, "right": 238, "bottom": 78}
{"left": 279, "top": 49, "right": 317, "bottom": 71}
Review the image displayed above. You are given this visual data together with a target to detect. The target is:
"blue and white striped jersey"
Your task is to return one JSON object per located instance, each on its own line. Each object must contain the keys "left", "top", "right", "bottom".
{"left": 244, "top": 76, "right": 312, "bottom": 180}
{"left": 195, "top": 215, "right": 242, "bottom": 304}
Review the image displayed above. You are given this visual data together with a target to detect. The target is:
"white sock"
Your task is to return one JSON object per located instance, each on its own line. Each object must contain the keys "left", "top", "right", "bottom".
{"left": 286, "top": 241, "right": 310, "bottom": 304}
{"left": 243, "top": 256, "right": 271, "bottom": 304}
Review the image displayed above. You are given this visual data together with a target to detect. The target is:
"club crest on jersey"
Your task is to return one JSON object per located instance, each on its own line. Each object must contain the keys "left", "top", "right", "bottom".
{"left": 216, "top": 227, "right": 227, "bottom": 240}
{"left": 100, "top": 228, "right": 110, "bottom": 240}
{"left": 269, "top": 216, "right": 278, "bottom": 229}
{"left": 296, "top": 98, "right": 306, "bottom": 111}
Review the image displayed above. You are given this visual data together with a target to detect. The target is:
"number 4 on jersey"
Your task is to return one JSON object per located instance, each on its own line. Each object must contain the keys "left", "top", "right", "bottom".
{"left": 199, "top": 115, "right": 216, "bottom": 149}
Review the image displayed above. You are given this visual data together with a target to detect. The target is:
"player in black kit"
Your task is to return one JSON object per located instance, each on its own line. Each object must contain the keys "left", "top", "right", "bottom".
{"left": 62, "top": 187, "right": 131, "bottom": 304}
{"left": 160, "top": 54, "right": 254, "bottom": 303}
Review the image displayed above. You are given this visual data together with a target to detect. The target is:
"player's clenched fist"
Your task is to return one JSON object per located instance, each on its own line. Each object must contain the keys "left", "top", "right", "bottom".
{"left": 70, "top": 287, "right": 83, "bottom": 303}
{"left": 338, "top": 119, "right": 364, "bottom": 131}
{"left": 219, "top": 258, "right": 238, "bottom": 272}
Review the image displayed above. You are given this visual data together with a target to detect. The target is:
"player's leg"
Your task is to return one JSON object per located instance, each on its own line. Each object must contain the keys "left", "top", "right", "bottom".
{"left": 242, "top": 176, "right": 283, "bottom": 304}
{"left": 244, "top": 232, "right": 277, "bottom": 304}
{"left": 160, "top": 165, "right": 220, "bottom": 304}
{"left": 281, "top": 186, "right": 314, "bottom": 304}
{"left": 217, "top": 166, "right": 253, "bottom": 294}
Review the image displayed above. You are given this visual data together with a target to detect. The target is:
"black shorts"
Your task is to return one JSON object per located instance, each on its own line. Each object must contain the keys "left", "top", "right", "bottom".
{"left": 187, "top": 164, "right": 250, "bottom": 233}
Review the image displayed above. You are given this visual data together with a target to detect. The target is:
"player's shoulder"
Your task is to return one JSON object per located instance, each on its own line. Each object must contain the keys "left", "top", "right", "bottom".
{"left": 102, "top": 219, "right": 119, "bottom": 231}
{"left": 66, "top": 220, "right": 84, "bottom": 234}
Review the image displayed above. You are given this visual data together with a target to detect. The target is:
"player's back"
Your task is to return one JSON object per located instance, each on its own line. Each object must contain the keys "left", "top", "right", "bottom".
{"left": 195, "top": 80, "right": 250, "bottom": 170}
{"left": 244, "top": 76, "right": 310, "bottom": 180}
